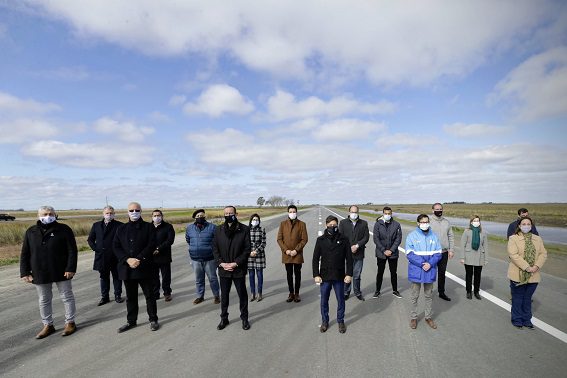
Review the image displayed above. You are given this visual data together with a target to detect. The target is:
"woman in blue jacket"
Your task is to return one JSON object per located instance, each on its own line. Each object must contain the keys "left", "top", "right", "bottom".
{"left": 406, "top": 214, "right": 442, "bottom": 330}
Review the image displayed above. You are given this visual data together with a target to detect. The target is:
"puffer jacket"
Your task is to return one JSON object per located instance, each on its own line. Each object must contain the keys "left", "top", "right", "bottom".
{"left": 186, "top": 221, "right": 216, "bottom": 262}
{"left": 405, "top": 227, "right": 442, "bottom": 283}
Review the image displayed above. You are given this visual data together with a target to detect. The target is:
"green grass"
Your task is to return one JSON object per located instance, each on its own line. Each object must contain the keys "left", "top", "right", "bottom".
{"left": 0, "top": 257, "right": 19, "bottom": 266}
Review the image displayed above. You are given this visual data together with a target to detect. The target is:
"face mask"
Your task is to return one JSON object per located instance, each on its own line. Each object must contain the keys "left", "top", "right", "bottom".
{"left": 225, "top": 215, "right": 236, "bottom": 223}
{"left": 520, "top": 225, "right": 531, "bottom": 234}
{"left": 434, "top": 210, "right": 443, "bottom": 217}
{"left": 103, "top": 214, "right": 114, "bottom": 222}
{"left": 419, "top": 223, "right": 430, "bottom": 231}
{"left": 129, "top": 212, "right": 141, "bottom": 221}
{"left": 195, "top": 217, "right": 206, "bottom": 225}
{"left": 39, "top": 215, "right": 56, "bottom": 225}
{"left": 349, "top": 213, "right": 358, "bottom": 220}
{"left": 383, "top": 214, "right": 392, "bottom": 222}
{"left": 251, "top": 220, "right": 259, "bottom": 227}
{"left": 471, "top": 221, "right": 480, "bottom": 228}
{"left": 327, "top": 226, "right": 338, "bottom": 235}
{"left": 153, "top": 216, "right": 162, "bottom": 224}
{"left": 288, "top": 213, "right": 297, "bottom": 220}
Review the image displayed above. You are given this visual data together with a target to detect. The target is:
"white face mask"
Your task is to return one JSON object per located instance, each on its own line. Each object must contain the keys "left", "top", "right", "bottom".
{"left": 419, "top": 223, "right": 430, "bottom": 231}
{"left": 288, "top": 212, "right": 297, "bottom": 220}
{"left": 104, "top": 214, "right": 114, "bottom": 222}
{"left": 383, "top": 214, "right": 392, "bottom": 222}
{"left": 471, "top": 221, "right": 480, "bottom": 228}
{"left": 251, "top": 220, "right": 259, "bottom": 227}
{"left": 520, "top": 225, "right": 532, "bottom": 234}
{"left": 129, "top": 212, "right": 141, "bottom": 221}
{"left": 39, "top": 215, "right": 56, "bottom": 225}
{"left": 349, "top": 213, "right": 358, "bottom": 220}
{"left": 152, "top": 216, "right": 162, "bottom": 224}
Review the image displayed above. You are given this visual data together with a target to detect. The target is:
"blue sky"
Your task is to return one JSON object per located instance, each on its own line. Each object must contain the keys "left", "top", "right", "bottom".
{"left": 0, "top": 0, "right": 566, "bottom": 210}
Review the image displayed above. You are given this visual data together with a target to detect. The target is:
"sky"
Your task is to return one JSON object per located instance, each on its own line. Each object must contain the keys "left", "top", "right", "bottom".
{"left": 0, "top": 0, "right": 566, "bottom": 210}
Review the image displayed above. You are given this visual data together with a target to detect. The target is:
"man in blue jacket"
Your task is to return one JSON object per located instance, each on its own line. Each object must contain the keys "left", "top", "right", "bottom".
{"left": 186, "top": 209, "right": 220, "bottom": 305}
{"left": 406, "top": 214, "right": 442, "bottom": 330}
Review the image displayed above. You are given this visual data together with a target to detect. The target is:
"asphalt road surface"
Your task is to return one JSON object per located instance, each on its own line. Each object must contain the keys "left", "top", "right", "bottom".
{"left": 1, "top": 207, "right": 566, "bottom": 377}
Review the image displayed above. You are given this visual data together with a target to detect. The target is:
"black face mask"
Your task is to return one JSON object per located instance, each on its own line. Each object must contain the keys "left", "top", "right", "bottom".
{"left": 434, "top": 211, "right": 443, "bottom": 217}
{"left": 326, "top": 226, "right": 338, "bottom": 235}
{"left": 195, "top": 217, "right": 206, "bottom": 225}
{"left": 225, "top": 215, "right": 237, "bottom": 223}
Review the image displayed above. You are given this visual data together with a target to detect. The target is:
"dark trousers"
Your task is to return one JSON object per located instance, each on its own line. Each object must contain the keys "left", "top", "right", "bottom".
{"left": 153, "top": 262, "right": 172, "bottom": 297}
{"left": 219, "top": 276, "right": 248, "bottom": 321}
{"left": 510, "top": 281, "right": 537, "bottom": 326}
{"left": 285, "top": 263, "right": 302, "bottom": 294}
{"left": 437, "top": 252, "right": 449, "bottom": 294}
{"left": 124, "top": 278, "right": 158, "bottom": 324}
{"left": 376, "top": 257, "right": 398, "bottom": 293}
{"left": 99, "top": 265, "right": 122, "bottom": 299}
{"left": 320, "top": 280, "right": 345, "bottom": 324}
{"left": 464, "top": 265, "right": 483, "bottom": 293}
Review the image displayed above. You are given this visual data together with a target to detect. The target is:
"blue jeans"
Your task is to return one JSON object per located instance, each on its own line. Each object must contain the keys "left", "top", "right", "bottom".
{"left": 248, "top": 269, "right": 264, "bottom": 295}
{"left": 320, "top": 280, "right": 345, "bottom": 324}
{"left": 344, "top": 259, "right": 364, "bottom": 296}
{"left": 191, "top": 259, "right": 220, "bottom": 298}
{"left": 510, "top": 281, "right": 538, "bottom": 326}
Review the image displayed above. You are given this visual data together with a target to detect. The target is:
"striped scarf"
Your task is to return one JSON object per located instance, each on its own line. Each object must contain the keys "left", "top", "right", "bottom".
{"left": 517, "top": 233, "right": 536, "bottom": 286}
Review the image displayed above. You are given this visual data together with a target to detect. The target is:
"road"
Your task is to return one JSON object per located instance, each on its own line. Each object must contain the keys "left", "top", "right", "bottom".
{"left": 0, "top": 206, "right": 566, "bottom": 377}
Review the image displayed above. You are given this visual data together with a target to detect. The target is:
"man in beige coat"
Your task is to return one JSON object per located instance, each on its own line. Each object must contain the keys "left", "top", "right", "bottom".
{"left": 277, "top": 205, "right": 308, "bottom": 303}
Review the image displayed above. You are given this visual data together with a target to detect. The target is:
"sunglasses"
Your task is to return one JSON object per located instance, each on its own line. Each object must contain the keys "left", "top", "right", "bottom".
{"left": 128, "top": 209, "right": 141, "bottom": 213}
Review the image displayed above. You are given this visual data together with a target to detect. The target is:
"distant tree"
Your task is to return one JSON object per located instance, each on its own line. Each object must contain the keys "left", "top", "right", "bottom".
{"left": 267, "top": 195, "right": 285, "bottom": 207}
{"left": 257, "top": 196, "right": 265, "bottom": 208}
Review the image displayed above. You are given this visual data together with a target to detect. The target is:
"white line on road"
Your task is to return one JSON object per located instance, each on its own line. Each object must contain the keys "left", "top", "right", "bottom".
{"left": 324, "top": 206, "right": 567, "bottom": 344}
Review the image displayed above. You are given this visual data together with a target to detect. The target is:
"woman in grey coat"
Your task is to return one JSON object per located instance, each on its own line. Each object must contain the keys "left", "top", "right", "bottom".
{"left": 460, "top": 215, "right": 488, "bottom": 300}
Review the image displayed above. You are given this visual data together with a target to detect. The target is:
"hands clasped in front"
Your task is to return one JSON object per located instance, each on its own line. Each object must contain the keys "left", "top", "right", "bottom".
{"left": 220, "top": 262, "right": 238, "bottom": 271}
{"left": 314, "top": 275, "right": 352, "bottom": 284}
{"left": 285, "top": 249, "right": 298, "bottom": 257}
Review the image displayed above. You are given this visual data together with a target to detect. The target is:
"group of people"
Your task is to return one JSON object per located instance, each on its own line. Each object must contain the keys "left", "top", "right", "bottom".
{"left": 19, "top": 203, "right": 547, "bottom": 338}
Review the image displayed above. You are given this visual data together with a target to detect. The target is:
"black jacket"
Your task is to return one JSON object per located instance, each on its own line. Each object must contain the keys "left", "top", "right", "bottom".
{"left": 507, "top": 219, "right": 539, "bottom": 239}
{"left": 87, "top": 219, "right": 123, "bottom": 271}
{"left": 338, "top": 218, "right": 370, "bottom": 260}
{"left": 312, "top": 232, "right": 353, "bottom": 282}
{"left": 113, "top": 218, "right": 156, "bottom": 280}
{"left": 153, "top": 221, "right": 175, "bottom": 264}
{"left": 213, "top": 222, "right": 251, "bottom": 278}
{"left": 20, "top": 221, "right": 78, "bottom": 284}
{"left": 373, "top": 218, "right": 403, "bottom": 259}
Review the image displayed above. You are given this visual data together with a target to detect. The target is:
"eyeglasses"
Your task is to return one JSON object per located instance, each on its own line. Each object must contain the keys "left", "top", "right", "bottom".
{"left": 128, "top": 209, "right": 141, "bottom": 213}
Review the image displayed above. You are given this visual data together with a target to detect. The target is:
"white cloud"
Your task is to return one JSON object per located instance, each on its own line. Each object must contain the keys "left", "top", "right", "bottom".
{"left": 0, "top": 119, "right": 59, "bottom": 144}
{"left": 312, "top": 119, "right": 386, "bottom": 141}
{"left": 169, "top": 94, "right": 186, "bottom": 106}
{"left": 0, "top": 91, "right": 61, "bottom": 114}
{"left": 443, "top": 123, "right": 513, "bottom": 138}
{"left": 375, "top": 133, "right": 439, "bottom": 148}
{"left": 22, "top": 0, "right": 556, "bottom": 86}
{"left": 93, "top": 117, "right": 154, "bottom": 142}
{"left": 266, "top": 90, "right": 397, "bottom": 121}
{"left": 21, "top": 140, "right": 153, "bottom": 168}
{"left": 490, "top": 47, "right": 567, "bottom": 121}
{"left": 183, "top": 84, "right": 254, "bottom": 117}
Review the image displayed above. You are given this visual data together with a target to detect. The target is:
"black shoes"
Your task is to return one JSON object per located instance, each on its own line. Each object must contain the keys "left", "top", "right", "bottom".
{"left": 98, "top": 297, "right": 110, "bottom": 306}
{"left": 392, "top": 291, "right": 402, "bottom": 299}
{"left": 474, "top": 292, "right": 482, "bottom": 300}
{"left": 242, "top": 320, "right": 251, "bottom": 330}
{"left": 193, "top": 297, "right": 204, "bottom": 305}
{"left": 150, "top": 321, "right": 160, "bottom": 331}
{"left": 356, "top": 294, "right": 365, "bottom": 301}
{"left": 338, "top": 323, "right": 347, "bottom": 333}
{"left": 117, "top": 323, "right": 137, "bottom": 333}
{"left": 467, "top": 292, "right": 473, "bottom": 300}
{"left": 525, "top": 324, "right": 535, "bottom": 330}
{"left": 372, "top": 292, "right": 380, "bottom": 299}
{"left": 115, "top": 296, "right": 124, "bottom": 303}
{"left": 217, "top": 319, "right": 229, "bottom": 330}
{"left": 344, "top": 294, "right": 350, "bottom": 300}
{"left": 439, "top": 293, "right": 451, "bottom": 301}
{"left": 320, "top": 322, "right": 328, "bottom": 333}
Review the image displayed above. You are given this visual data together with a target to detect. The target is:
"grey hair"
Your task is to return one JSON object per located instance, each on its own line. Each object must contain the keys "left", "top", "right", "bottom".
{"left": 128, "top": 201, "right": 141, "bottom": 209}
{"left": 38, "top": 205, "right": 55, "bottom": 214}
{"left": 103, "top": 206, "right": 115, "bottom": 212}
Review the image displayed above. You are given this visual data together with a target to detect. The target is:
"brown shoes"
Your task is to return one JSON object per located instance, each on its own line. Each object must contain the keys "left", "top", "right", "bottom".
{"left": 293, "top": 293, "right": 301, "bottom": 303}
{"left": 425, "top": 318, "right": 437, "bottom": 329}
{"left": 410, "top": 319, "right": 417, "bottom": 329}
{"left": 193, "top": 297, "right": 204, "bottom": 305}
{"left": 62, "top": 322, "right": 77, "bottom": 336}
{"left": 250, "top": 294, "right": 256, "bottom": 302}
{"left": 257, "top": 293, "right": 263, "bottom": 302}
{"left": 214, "top": 296, "right": 221, "bottom": 304}
{"left": 36, "top": 324, "right": 56, "bottom": 339}
{"left": 286, "top": 293, "right": 295, "bottom": 302}
{"left": 164, "top": 294, "right": 172, "bottom": 302}
{"left": 320, "top": 322, "right": 328, "bottom": 333}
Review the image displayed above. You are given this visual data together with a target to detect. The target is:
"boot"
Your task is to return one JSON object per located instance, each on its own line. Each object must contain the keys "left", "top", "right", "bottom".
{"left": 257, "top": 293, "right": 263, "bottom": 302}
{"left": 36, "top": 324, "right": 56, "bottom": 339}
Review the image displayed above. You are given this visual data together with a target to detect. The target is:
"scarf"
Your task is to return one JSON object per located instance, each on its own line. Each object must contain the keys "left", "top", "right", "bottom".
{"left": 517, "top": 233, "right": 536, "bottom": 286}
{"left": 471, "top": 226, "right": 480, "bottom": 251}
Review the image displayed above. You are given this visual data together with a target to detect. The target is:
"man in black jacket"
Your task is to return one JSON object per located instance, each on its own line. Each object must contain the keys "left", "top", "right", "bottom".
{"left": 338, "top": 205, "right": 369, "bottom": 301}
{"left": 20, "top": 205, "right": 78, "bottom": 339}
{"left": 313, "top": 215, "right": 353, "bottom": 333}
{"left": 151, "top": 209, "right": 175, "bottom": 301}
{"left": 373, "top": 206, "right": 403, "bottom": 299}
{"left": 88, "top": 206, "right": 124, "bottom": 306}
{"left": 113, "top": 202, "right": 159, "bottom": 332}
{"left": 213, "top": 206, "right": 251, "bottom": 331}
{"left": 506, "top": 208, "right": 539, "bottom": 239}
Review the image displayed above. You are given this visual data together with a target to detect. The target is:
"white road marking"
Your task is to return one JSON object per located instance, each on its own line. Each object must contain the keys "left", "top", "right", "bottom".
{"left": 323, "top": 206, "right": 567, "bottom": 344}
